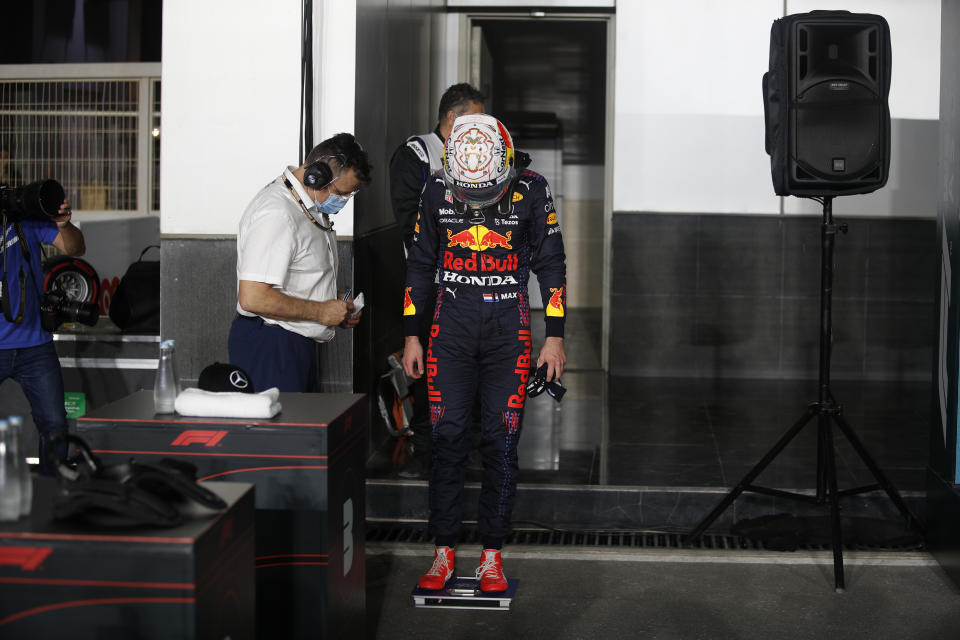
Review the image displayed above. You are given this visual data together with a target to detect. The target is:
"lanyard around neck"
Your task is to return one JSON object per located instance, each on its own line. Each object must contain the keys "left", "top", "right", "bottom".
{"left": 0, "top": 217, "right": 30, "bottom": 324}
{"left": 282, "top": 176, "right": 334, "bottom": 232}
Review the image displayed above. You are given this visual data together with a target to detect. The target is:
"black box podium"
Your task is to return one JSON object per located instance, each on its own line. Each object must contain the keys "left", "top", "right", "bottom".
{"left": 75, "top": 390, "right": 367, "bottom": 640}
{"left": 0, "top": 479, "right": 254, "bottom": 639}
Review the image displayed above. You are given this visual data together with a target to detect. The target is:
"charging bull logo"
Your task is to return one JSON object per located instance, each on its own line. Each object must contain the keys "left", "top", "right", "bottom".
{"left": 546, "top": 287, "right": 565, "bottom": 318}
{"left": 446, "top": 228, "right": 475, "bottom": 248}
{"left": 403, "top": 287, "right": 416, "bottom": 316}
{"left": 447, "top": 226, "right": 512, "bottom": 251}
{"left": 480, "top": 229, "right": 512, "bottom": 249}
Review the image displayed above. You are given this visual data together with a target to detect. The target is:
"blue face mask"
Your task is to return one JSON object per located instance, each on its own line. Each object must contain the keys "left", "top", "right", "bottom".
{"left": 315, "top": 192, "right": 350, "bottom": 215}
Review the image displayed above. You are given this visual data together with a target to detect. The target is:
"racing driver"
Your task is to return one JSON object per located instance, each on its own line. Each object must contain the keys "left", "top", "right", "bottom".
{"left": 401, "top": 113, "right": 567, "bottom": 592}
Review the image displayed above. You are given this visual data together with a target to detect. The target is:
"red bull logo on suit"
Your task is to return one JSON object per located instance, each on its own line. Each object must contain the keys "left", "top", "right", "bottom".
{"left": 443, "top": 251, "right": 518, "bottom": 273}
{"left": 508, "top": 329, "right": 533, "bottom": 408}
{"left": 446, "top": 226, "right": 513, "bottom": 251}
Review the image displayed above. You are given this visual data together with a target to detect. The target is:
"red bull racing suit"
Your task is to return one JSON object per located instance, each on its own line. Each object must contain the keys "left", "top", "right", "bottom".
{"left": 403, "top": 169, "right": 567, "bottom": 547}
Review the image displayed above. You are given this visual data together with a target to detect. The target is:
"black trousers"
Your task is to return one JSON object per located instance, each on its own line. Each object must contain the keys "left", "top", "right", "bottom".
{"left": 228, "top": 315, "right": 317, "bottom": 392}
{"left": 426, "top": 287, "right": 532, "bottom": 547}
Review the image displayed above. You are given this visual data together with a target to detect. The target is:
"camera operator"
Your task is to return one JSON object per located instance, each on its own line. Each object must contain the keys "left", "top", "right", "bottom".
{"left": 0, "top": 191, "right": 84, "bottom": 475}
{"left": 0, "top": 148, "right": 23, "bottom": 186}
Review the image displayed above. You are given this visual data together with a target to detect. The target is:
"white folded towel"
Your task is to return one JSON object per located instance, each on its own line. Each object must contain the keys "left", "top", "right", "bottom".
{"left": 174, "top": 387, "right": 281, "bottom": 419}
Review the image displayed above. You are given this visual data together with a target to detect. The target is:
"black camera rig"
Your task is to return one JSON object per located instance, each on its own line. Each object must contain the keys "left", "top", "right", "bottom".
{"left": 1, "top": 179, "right": 99, "bottom": 331}
{"left": 0, "top": 179, "right": 66, "bottom": 221}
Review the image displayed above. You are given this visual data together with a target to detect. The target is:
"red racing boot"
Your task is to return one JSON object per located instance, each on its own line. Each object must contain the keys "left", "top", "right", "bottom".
{"left": 475, "top": 549, "right": 508, "bottom": 592}
{"left": 417, "top": 546, "right": 455, "bottom": 590}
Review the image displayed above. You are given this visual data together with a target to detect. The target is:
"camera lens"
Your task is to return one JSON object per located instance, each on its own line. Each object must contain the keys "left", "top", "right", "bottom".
{"left": 40, "top": 292, "right": 99, "bottom": 331}
{"left": 71, "top": 300, "right": 100, "bottom": 327}
{"left": 0, "top": 179, "right": 65, "bottom": 220}
{"left": 58, "top": 299, "right": 99, "bottom": 327}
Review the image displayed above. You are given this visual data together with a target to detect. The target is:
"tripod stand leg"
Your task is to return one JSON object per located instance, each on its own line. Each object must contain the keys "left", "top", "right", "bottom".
{"left": 832, "top": 412, "right": 924, "bottom": 533}
{"left": 817, "top": 422, "right": 828, "bottom": 501}
{"left": 685, "top": 406, "right": 819, "bottom": 544}
{"left": 821, "top": 415, "right": 846, "bottom": 592}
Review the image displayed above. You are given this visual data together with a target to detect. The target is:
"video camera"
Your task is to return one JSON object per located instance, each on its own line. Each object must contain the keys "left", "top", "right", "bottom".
{"left": 0, "top": 178, "right": 98, "bottom": 331}
{"left": 0, "top": 179, "right": 66, "bottom": 220}
{"left": 40, "top": 290, "right": 99, "bottom": 332}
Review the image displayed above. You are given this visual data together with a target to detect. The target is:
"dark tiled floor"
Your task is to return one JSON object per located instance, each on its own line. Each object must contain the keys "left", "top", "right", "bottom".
{"left": 368, "top": 310, "right": 931, "bottom": 493}
{"left": 366, "top": 549, "right": 960, "bottom": 640}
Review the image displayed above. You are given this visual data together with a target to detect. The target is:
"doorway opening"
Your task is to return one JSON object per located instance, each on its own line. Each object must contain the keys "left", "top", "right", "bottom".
{"left": 469, "top": 15, "right": 610, "bottom": 371}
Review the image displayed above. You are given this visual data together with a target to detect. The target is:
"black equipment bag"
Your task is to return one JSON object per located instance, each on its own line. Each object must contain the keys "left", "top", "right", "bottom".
{"left": 763, "top": 10, "right": 891, "bottom": 197}
{"left": 109, "top": 244, "right": 160, "bottom": 331}
{"left": 51, "top": 434, "right": 227, "bottom": 528}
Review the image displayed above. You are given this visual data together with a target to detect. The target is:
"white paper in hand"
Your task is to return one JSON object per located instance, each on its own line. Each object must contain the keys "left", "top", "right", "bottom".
{"left": 350, "top": 292, "right": 364, "bottom": 317}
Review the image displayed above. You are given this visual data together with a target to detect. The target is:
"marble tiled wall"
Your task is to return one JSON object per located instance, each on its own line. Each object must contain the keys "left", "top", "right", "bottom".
{"left": 610, "top": 213, "right": 937, "bottom": 381}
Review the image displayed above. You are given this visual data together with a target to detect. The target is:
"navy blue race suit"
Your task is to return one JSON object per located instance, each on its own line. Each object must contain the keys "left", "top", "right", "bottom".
{"left": 402, "top": 169, "right": 567, "bottom": 546}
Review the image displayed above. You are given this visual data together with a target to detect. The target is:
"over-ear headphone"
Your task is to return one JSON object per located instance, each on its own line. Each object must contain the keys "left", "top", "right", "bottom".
{"left": 303, "top": 154, "right": 345, "bottom": 189}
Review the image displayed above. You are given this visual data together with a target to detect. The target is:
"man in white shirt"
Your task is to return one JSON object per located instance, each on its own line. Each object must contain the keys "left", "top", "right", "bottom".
{"left": 228, "top": 133, "right": 371, "bottom": 391}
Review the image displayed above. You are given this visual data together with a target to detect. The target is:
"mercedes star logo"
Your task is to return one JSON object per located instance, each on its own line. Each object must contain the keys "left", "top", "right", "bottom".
{"left": 229, "top": 370, "right": 249, "bottom": 389}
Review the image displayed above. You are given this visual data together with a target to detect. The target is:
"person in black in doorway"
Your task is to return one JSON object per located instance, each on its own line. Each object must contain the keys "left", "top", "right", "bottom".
{"left": 390, "top": 83, "right": 485, "bottom": 249}
{"left": 389, "top": 83, "right": 485, "bottom": 477}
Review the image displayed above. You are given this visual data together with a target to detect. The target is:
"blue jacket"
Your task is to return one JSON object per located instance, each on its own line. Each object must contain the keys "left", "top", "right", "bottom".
{"left": 0, "top": 220, "right": 58, "bottom": 348}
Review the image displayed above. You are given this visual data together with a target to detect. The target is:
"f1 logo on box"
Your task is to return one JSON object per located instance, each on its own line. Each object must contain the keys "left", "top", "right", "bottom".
{"left": 0, "top": 546, "right": 52, "bottom": 571}
{"left": 171, "top": 430, "right": 227, "bottom": 447}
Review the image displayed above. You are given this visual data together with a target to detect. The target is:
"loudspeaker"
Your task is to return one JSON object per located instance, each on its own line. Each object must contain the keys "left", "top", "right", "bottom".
{"left": 763, "top": 11, "right": 891, "bottom": 196}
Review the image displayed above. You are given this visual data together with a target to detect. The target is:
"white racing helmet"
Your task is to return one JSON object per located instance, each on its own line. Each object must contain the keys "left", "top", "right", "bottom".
{"left": 442, "top": 114, "right": 516, "bottom": 209}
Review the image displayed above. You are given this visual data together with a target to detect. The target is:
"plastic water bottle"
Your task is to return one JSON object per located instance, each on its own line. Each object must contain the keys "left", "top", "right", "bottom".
{"left": 0, "top": 420, "right": 22, "bottom": 522}
{"left": 154, "top": 339, "right": 180, "bottom": 414}
{"left": 8, "top": 416, "right": 31, "bottom": 518}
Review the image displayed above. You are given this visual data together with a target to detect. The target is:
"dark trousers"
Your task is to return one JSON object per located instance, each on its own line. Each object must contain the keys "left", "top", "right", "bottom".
{"left": 0, "top": 341, "right": 68, "bottom": 475}
{"left": 228, "top": 315, "right": 318, "bottom": 393}
{"left": 427, "top": 289, "right": 532, "bottom": 548}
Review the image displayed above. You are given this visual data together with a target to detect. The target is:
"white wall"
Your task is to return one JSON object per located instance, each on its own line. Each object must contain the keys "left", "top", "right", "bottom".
{"left": 613, "top": 0, "right": 941, "bottom": 217}
{"left": 161, "top": 0, "right": 356, "bottom": 237}
{"left": 161, "top": 0, "right": 300, "bottom": 236}
{"left": 161, "top": 1, "right": 943, "bottom": 235}
{"left": 314, "top": 0, "right": 357, "bottom": 235}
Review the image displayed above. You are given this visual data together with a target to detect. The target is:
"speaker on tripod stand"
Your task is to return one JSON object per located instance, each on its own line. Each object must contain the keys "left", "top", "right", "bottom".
{"left": 764, "top": 10, "right": 891, "bottom": 197}
{"left": 686, "top": 10, "right": 923, "bottom": 591}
